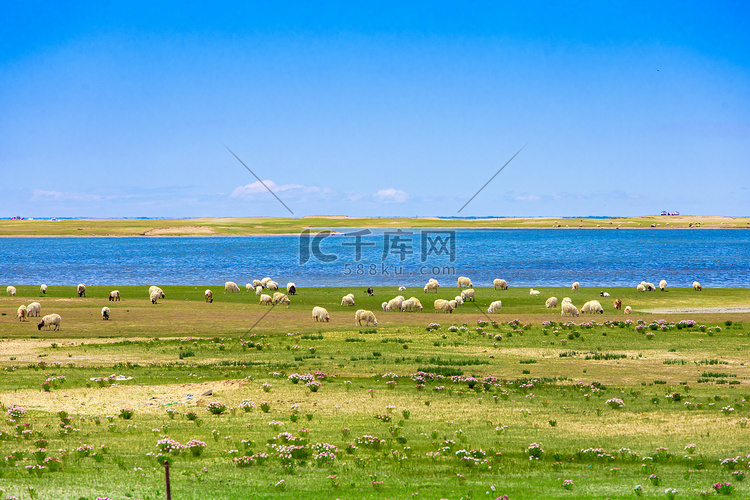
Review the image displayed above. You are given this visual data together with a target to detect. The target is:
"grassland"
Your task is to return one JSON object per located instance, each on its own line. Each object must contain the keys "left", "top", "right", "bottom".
{"left": 1, "top": 214, "right": 750, "bottom": 237}
{"left": 1, "top": 285, "right": 750, "bottom": 499}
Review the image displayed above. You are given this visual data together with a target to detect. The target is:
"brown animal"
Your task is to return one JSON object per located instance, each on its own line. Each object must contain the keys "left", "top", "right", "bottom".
{"left": 613, "top": 299, "right": 622, "bottom": 310}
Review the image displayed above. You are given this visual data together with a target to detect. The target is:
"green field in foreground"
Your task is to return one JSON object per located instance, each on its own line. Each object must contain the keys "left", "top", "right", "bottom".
{"left": 1, "top": 214, "right": 750, "bottom": 236}
{"left": 1, "top": 286, "right": 750, "bottom": 499}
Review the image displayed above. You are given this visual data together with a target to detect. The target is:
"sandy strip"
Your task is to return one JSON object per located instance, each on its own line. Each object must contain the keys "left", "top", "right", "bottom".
{"left": 641, "top": 307, "right": 750, "bottom": 314}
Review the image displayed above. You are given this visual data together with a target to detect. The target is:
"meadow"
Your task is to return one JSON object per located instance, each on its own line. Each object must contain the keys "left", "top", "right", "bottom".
{"left": 1, "top": 285, "right": 750, "bottom": 499}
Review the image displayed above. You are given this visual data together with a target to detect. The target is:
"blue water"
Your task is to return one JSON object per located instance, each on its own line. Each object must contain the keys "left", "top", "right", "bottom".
{"left": 1, "top": 229, "right": 749, "bottom": 287}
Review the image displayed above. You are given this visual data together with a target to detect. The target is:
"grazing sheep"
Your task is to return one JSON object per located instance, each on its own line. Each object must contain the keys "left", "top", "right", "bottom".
{"left": 150, "top": 290, "right": 162, "bottom": 304}
{"left": 428, "top": 278, "right": 439, "bottom": 285}
{"left": 259, "top": 294, "right": 272, "bottom": 305}
{"left": 381, "top": 301, "right": 388, "bottom": 311}
{"left": 460, "top": 289, "right": 475, "bottom": 302}
{"left": 148, "top": 286, "right": 165, "bottom": 299}
{"left": 341, "top": 295, "right": 355, "bottom": 306}
{"left": 636, "top": 284, "right": 646, "bottom": 292}
{"left": 225, "top": 281, "right": 241, "bottom": 293}
{"left": 312, "top": 306, "right": 330, "bottom": 322}
{"left": 355, "top": 309, "right": 377, "bottom": 327}
{"left": 571, "top": 282, "right": 579, "bottom": 291}
{"left": 448, "top": 299, "right": 458, "bottom": 309}
{"left": 581, "top": 300, "right": 604, "bottom": 314}
{"left": 255, "top": 286, "right": 263, "bottom": 296}
{"left": 38, "top": 313, "right": 61, "bottom": 331}
{"left": 624, "top": 305, "right": 632, "bottom": 314}
{"left": 266, "top": 280, "right": 279, "bottom": 291}
{"left": 246, "top": 283, "right": 254, "bottom": 292}
{"left": 260, "top": 277, "right": 273, "bottom": 287}
{"left": 109, "top": 290, "right": 120, "bottom": 301}
{"left": 366, "top": 287, "right": 374, "bottom": 296}
{"left": 205, "top": 290, "right": 213, "bottom": 303}
{"left": 398, "top": 286, "right": 406, "bottom": 291}
{"left": 409, "top": 297, "right": 423, "bottom": 311}
{"left": 434, "top": 299, "right": 454, "bottom": 313}
{"left": 40, "top": 284, "right": 47, "bottom": 294}
{"left": 457, "top": 276, "right": 473, "bottom": 288}
{"left": 386, "top": 297, "right": 403, "bottom": 312}
{"left": 488, "top": 300, "right": 502, "bottom": 313}
{"left": 659, "top": 280, "right": 667, "bottom": 291}
{"left": 423, "top": 281, "right": 439, "bottom": 293}
{"left": 77, "top": 284, "right": 86, "bottom": 297}
{"left": 6, "top": 285, "right": 16, "bottom": 296}
{"left": 529, "top": 289, "right": 541, "bottom": 295}
{"left": 600, "top": 291, "right": 610, "bottom": 297}
{"left": 641, "top": 282, "right": 656, "bottom": 291}
{"left": 454, "top": 295, "right": 464, "bottom": 305}
{"left": 272, "top": 292, "right": 290, "bottom": 305}
{"left": 101, "top": 306, "right": 110, "bottom": 320}
{"left": 692, "top": 281, "right": 702, "bottom": 291}
{"left": 613, "top": 299, "right": 622, "bottom": 310}
{"left": 545, "top": 297, "right": 558, "bottom": 308}
{"left": 26, "top": 302, "right": 41, "bottom": 317}
{"left": 561, "top": 303, "right": 579, "bottom": 317}
{"left": 252, "top": 279, "right": 262, "bottom": 288}
{"left": 401, "top": 298, "right": 416, "bottom": 312}
{"left": 287, "top": 283, "right": 297, "bottom": 295}
{"left": 493, "top": 279, "right": 508, "bottom": 290}
{"left": 16, "top": 305, "right": 27, "bottom": 322}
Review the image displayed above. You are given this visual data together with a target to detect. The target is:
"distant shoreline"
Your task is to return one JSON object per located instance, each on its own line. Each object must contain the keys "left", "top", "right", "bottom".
{"left": 0, "top": 215, "right": 748, "bottom": 237}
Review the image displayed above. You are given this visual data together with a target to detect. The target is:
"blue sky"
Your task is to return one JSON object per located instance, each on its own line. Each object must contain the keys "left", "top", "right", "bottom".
{"left": 1, "top": 1, "right": 748, "bottom": 218}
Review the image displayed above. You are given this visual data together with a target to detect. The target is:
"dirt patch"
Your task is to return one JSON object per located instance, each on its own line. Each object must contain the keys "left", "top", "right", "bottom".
{"left": 641, "top": 307, "right": 750, "bottom": 314}
{"left": 143, "top": 226, "right": 215, "bottom": 236}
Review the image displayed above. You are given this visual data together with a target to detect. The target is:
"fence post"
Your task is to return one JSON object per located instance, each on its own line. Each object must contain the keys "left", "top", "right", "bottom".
{"left": 164, "top": 460, "right": 172, "bottom": 500}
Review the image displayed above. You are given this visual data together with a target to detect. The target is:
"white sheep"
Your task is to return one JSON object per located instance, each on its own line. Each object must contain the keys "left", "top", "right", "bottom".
{"left": 408, "top": 297, "right": 423, "bottom": 311}
{"left": 355, "top": 309, "right": 377, "bottom": 327}
{"left": 428, "top": 278, "right": 439, "bottom": 285}
{"left": 272, "top": 292, "right": 290, "bottom": 305}
{"left": 252, "top": 279, "right": 262, "bottom": 288}
{"left": 341, "top": 295, "right": 355, "bottom": 306}
{"left": 692, "top": 281, "right": 702, "bottom": 291}
{"left": 109, "top": 290, "right": 120, "bottom": 301}
{"left": 148, "top": 286, "right": 165, "bottom": 299}
{"left": 246, "top": 283, "right": 254, "bottom": 292}
{"left": 260, "top": 277, "right": 273, "bottom": 287}
{"left": 454, "top": 295, "right": 464, "bottom": 305}
{"left": 545, "top": 297, "right": 558, "bottom": 308}
{"left": 150, "top": 290, "right": 162, "bottom": 304}
{"left": 581, "top": 300, "right": 603, "bottom": 314}
{"left": 386, "top": 297, "right": 403, "bottom": 312}
{"left": 38, "top": 313, "right": 61, "bottom": 331}
{"left": 529, "top": 288, "right": 541, "bottom": 295}
{"left": 624, "top": 305, "right": 632, "bottom": 314}
{"left": 26, "top": 302, "right": 41, "bottom": 317}
{"left": 457, "top": 276, "right": 473, "bottom": 288}
{"left": 225, "top": 281, "right": 241, "bottom": 293}
{"left": 423, "top": 281, "right": 439, "bottom": 293}
{"left": 561, "top": 303, "right": 579, "bottom": 317}
{"left": 561, "top": 297, "right": 572, "bottom": 305}
{"left": 16, "top": 305, "right": 27, "bottom": 322}
{"left": 266, "top": 280, "right": 279, "bottom": 291}
{"left": 312, "top": 306, "right": 330, "bottom": 322}
{"left": 641, "top": 282, "right": 656, "bottom": 291}
{"left": 571, "top": 282, "right": 579, "bottom": 291}
{"left": 460, "top": 288, "right": 475, "bottom": 302}
{"left": 398, "top": 286, "right": 406, "bottom": 291}
{"left": 205, "top": 290, "right": 213, "bottom": 303}
{"left": 401, "top": 298, "right": 416, "bottom": 312}
{"left": 101, "top": 306, "right": 110, "bottom": 320}
{"left": 286, "top": 283, "right": 297, "bottom": 295}
{"left": 448, "top": 299, "right": 458, "bottom": 309}
{"left": 259, "top": 294, "right": 272, "bottom": 305}
{"left": 493, "top": 279, "right": 508, "bottom": 290}
{"left": 77, "top": 283, "right": 86, "bottom": 297}
{"left": 6, "top": 285, "right": 17, "bottom": 296}
{"left": 255, "top": 286, "right": 263, "bottom": 296}
{"left": 600, "top": 291, "right": 610, "bottom": 297}
{"left": 40, "top": 284, "right": 47, "bottom": 294}
{"left": 659, "top": 280, "right": 667, "bottom": 291}
{"left": 434, "top": 299, "right": 454, "bottom": 313}
{"left": 488, "top": 300, "right": 502, "bottom": 313}
{"left": 636, "top": 284, "right": 646, "bottom": 292}
{"left": 381, "top": 301, "right": 388, "bottom": 311}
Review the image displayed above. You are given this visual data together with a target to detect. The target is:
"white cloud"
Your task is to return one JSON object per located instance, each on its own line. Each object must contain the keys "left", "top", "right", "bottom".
{"left": 374, "top": 188, "right": 408, "bottom": 203}
{"left": 514, "top": 194, "right": 541, "bottom": 202}
{"left": 30, "top": 189, "right": 105, "bottom": 202}
{"left": 230, "top": 180, "right": 332, "bottom": 200}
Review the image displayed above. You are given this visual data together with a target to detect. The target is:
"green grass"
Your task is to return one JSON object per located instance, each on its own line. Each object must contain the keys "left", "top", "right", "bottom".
{"left": 1, "top": 286, "right": 750, "bottom": 498}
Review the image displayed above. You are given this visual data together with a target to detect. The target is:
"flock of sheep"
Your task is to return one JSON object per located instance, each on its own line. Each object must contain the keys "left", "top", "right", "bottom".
{"left": 5, "top": 276, "right": 705, "bottom": 330}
